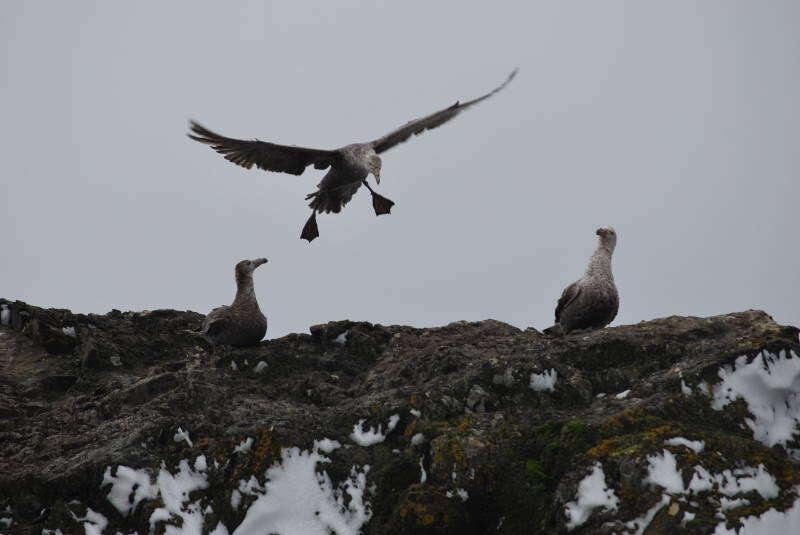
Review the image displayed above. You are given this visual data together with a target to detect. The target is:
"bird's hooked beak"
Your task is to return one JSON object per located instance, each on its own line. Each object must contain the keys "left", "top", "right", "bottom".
{"left": 253, "top": 258, "right": 268, "bottom": 269}
{"left": 373, "top": 170, "right": 381, "bottom": 185}
{"left": 596, "top": 228, "right": 608, "bottom": 236}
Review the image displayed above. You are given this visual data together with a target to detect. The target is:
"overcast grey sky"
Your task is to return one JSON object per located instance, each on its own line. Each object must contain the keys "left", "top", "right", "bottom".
{"left": 2, "top": 1, "right": 798, "bottom": 337}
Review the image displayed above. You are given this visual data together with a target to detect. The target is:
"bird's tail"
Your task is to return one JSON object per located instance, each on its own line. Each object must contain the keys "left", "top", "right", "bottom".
{"left": 305, "top": 191, "right": 336, "bottom": 213}
{"left": 305, "top": 187, "right": 355, "bottom": 214}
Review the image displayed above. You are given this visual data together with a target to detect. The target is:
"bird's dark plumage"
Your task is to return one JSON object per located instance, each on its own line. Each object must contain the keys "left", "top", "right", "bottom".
{"left": 554, "top": 282, "right": 581, "bottom": 325}
{"left": 188, "top": 70, "right": 517, "bottom": 241}
{"left": 371, "top": 69, "right": 517, "bottom": 154}
{"left": 188, "top": 122, "right": 336, "bottom": 175}
{"left": 195, "top": 258, "right": 268, "bottom": 347}
{"left": 545, "top": 227, "right": 619, "bottom": 336}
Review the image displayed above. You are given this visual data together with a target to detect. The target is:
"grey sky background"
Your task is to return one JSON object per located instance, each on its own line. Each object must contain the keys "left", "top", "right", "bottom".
{"left": 2, "top": 1, "right": 798, "bottom": 338}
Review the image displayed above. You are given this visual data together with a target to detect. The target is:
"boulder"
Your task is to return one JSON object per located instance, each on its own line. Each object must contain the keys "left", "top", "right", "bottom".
{"left": 0, "top": 298, "right": 799, "bottom": 534}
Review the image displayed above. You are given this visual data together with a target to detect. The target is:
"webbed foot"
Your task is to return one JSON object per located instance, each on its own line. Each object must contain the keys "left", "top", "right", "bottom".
{"left": 301, "top": 211, "right": 319, "bottom": 242}
{"left": 371, "top": 191, "right": 395, "bottom": 215}
{"left": 363, "top": 181, "right": 395, "bottom": 216}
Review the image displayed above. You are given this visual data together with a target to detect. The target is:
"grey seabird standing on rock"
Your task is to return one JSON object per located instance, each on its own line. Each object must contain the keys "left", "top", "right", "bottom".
{"left": 194, "top": 258, "right": 268, "bottom": 347}
{"left": 544, "top": 227, "right": 619, "bottom": 336}
{"left": 188, "top": 69, "right": 517, "bottom": 242}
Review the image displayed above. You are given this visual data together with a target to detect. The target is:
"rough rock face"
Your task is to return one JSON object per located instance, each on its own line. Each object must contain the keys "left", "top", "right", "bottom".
{"left": 1, "top": 298, "right": 799, "bottom": 534}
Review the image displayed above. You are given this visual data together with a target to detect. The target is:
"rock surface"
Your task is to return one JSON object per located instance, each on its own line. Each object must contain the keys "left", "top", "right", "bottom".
{"left": 1, "top": 298, "right": 799, "bottom": 534}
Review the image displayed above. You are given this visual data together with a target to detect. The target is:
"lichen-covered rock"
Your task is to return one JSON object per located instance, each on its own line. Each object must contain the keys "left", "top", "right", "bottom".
{"left": 0, "top": 298, "right": 799, "bottom": 534}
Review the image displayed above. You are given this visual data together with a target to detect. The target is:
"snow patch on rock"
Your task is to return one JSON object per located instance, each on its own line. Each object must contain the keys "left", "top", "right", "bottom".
{"left": 173, "top": 427, "right": 193, "bottom": 447}
{"left": 230, "top": 489, "right": 242, "bottom": 511}
{"left": 232, "top": 446, "right": 371, "bottom": 535}
{"left": 644, "top": 449, "right": 685, "bottom": 494}
{"left": 316, "top": 438, "right": 342, "bottom": 454}
{"left": 624, "top": 494, "right": 670, "bottom": 535}
{"left": 350, "top": 414, "right": 400, "bottom": 447}
{"left": 334, "top": 330, "right": 349, "bottom": 345}
{"left": 711, "top": 350, "right": 800, "bottom": 447}
{"left": 446, "top": 488, "right": 469, "bottom": 501}
{"left": 687, "top": 464, "right": 779, "bottom": 500}
{"left": 564, "top": 462, "right": 619, "bottom": 530}
{"left": 69, "top": 507, "right": 108, "bottom": 535}
{"left": 149, "top": 458, "right": 210, "bottom": 533}
{"left": 665, "top": 437, "right": 705, "bottom": 454}
{"left": 102, "top": 466, "right": 159, "bottom": 516}
{"left": 0, "top": 506, "right": 13, "bottom": 528}
{"left": 102, "top": 456, "right": 210, "bottom": 533}
{"left": 711, "top": 487, "right": 800, "bottom": 534}
{"left": 624, "top": 448, "right": 785, "bottom": 533}
{"left": 233, "top": 437, "right": 254, "bottom": 454}
{"left": 529, "top": 369, "right": 558, "bottom": 392}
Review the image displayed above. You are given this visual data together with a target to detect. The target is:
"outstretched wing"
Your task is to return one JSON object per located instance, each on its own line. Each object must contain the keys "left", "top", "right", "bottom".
{"left": 370, "top": 69, "right": 517, "bottom": 154}
{"left": 555, "top": 282, "right": 581, "bottom": 323}
{"left": 188, "top": 121, "right": 337, "bottom": 176}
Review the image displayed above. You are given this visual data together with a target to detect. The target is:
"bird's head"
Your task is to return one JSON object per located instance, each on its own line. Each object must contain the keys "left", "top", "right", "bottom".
{"left": 235, "top": 258, "right": 268, "bottom": 282}
{"left": 595, "top": 226, "right": 617, "bottom": 251}
{"left": 368, "top": 153, "right": 382, "bottom": 184}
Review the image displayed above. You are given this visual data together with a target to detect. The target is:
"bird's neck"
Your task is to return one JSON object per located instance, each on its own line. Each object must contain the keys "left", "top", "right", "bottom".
{"left": 584, "top": 245, "right": 614, "bottom": 279}
{"left": 233, "top": 276, "right": 259, "bottom": 307}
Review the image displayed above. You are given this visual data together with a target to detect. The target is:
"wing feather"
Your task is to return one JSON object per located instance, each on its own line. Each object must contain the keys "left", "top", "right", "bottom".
{"left": 371, "top": 69, "right": 517, "bottom": 154}
{"left": 188, "top": 121, "right": 337, "bottom": 176}
{"left": 204, "top": 318, "right": 229, "bottom": 337}
{"left": 555, "top": 282, "right": 581, "bottom": 324}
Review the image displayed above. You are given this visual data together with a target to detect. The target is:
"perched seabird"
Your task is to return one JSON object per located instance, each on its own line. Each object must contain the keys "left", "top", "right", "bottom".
{"left": 544, "top": 227, "right": 619, "bottom": 336}
{"left": 195, "top": 258, "right": 268, "bottom": 347}
{"left": 188, "top": 69, "right": 517, "bottom": 241}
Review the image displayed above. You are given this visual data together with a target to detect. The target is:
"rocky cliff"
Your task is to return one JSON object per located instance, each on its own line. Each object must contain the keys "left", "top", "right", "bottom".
{"left": 1, "top": 298, "right": 799, "bottom": 535}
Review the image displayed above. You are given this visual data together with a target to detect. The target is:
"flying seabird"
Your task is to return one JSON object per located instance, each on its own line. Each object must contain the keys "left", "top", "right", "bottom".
{"left": 188, "top": 69, "right": 517, "bottom": 241}
{"left": 544, "top": 227, "right": 619, "bottom": 336}
{"left": 194, "top": 258, "right": 268, "bottom": 347}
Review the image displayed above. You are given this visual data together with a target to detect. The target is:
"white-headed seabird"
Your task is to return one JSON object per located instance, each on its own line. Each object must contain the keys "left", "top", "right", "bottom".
{"left": 544, "top": 227, "right": 619, "bottom": 335}
{"left": 196, "top": 258, "right": 268, "bottom": 347}
{"left": 188, "top": 69, "right": 517, "bottom": 242}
